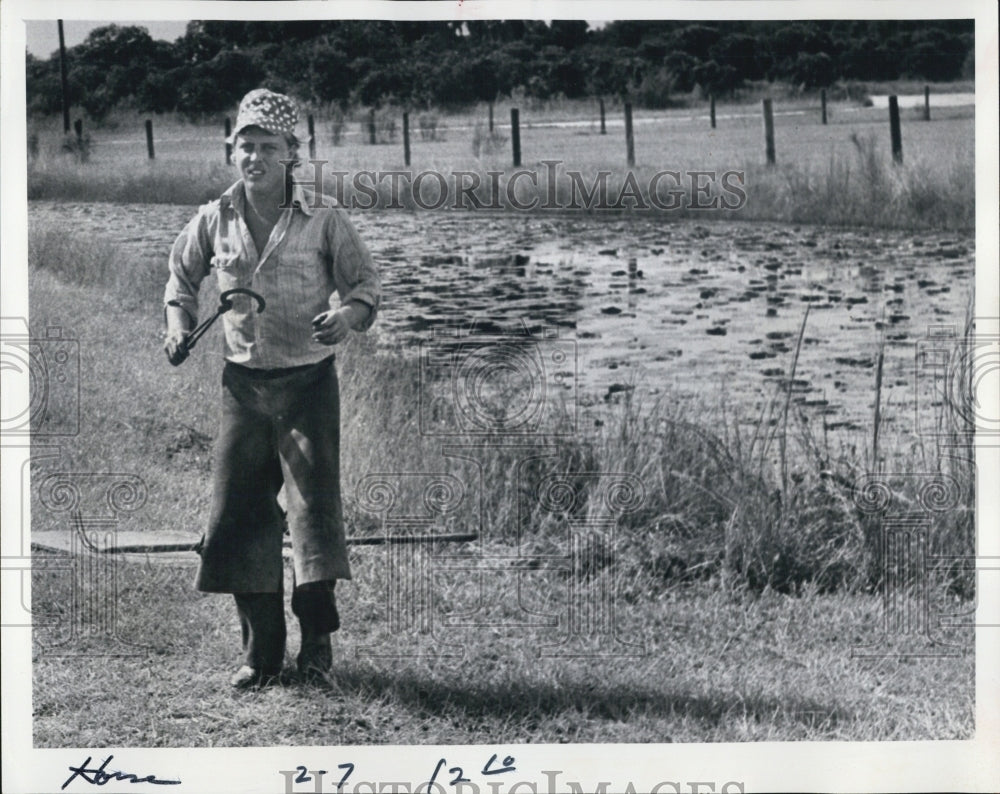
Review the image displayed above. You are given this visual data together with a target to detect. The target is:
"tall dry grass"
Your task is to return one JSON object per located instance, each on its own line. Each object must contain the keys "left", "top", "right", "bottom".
{"left": 26, "top": 217, "right": 976, "bottom": 598}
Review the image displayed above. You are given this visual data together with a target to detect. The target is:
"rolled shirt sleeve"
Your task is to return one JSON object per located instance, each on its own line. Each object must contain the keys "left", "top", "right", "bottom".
{"left": 327, "top": 209, "right": 381, "bottom": 331}
{"left": 164, "top": 204, "right": 215, "bottom": 324}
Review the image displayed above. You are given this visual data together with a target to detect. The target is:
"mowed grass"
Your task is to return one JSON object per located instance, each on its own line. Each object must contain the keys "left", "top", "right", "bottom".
{"left": 27, "top": 95, "right": 974, "bottom": 229}
{"left": 26, "top": 214, "right": 974, "bottom": 746}
{"left": 32, "top": 555, "right": 973, "bottom": 746}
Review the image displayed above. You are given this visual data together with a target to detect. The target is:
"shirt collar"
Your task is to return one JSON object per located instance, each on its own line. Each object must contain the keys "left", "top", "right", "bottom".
{"left": 219, "top": 179, "right": 316, "bottom": 217}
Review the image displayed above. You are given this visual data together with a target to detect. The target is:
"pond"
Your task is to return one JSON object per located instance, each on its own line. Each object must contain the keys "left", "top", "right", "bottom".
{"left": 28, "top": 201, "right": 974, "bottom": 441}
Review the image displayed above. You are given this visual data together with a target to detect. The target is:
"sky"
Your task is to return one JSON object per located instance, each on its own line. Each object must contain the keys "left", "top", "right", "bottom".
{"left": 24, "top": 19, "right": 190, "bottom": 58}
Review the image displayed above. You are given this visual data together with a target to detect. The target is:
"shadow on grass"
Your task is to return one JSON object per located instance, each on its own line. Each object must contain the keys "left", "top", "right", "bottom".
{"left": 327, "top": 665, "right": 852, "bottom": 732}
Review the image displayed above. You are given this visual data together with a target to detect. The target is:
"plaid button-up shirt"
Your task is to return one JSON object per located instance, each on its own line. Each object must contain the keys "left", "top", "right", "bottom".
{"left": 165, "top": 180, "right": 381, "bottom": 369}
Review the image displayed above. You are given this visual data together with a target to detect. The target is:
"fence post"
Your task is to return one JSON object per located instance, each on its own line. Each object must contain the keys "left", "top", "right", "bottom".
{"left": 510, "top": 108, "right": 521, "bottom": 167}
{"left": 369, "top": 108, "right": 376, "bottom": 145}
{"left": 403, "top": 112, "right": 411, "bottom": 167}
{"left": 762, "top": 98, "right": 776, "bottom": 165}
{"left": 710, "top": 95, "right": 716, "bottom": 129}
{"left": 924, "top": 85, "right": 930, "bottom": 121}
{"left": 73, "top": 118, "right": 83, "bottom": 146}
{"left": 308, "top": 114, "right": 316, "bottom": 159}
{"left": 58, "top": 20, "right": 70, "bottom": 134}
{"left": 145, "top": 119, "right": 154, "bottom": 160}
{"left": 821, "top": 89, "right": 827, "bottom": 125}
{"left": 624, "top": 102, "right": 635, "bottom": 167}
{"left": 488, "top": 101, "right": 494, "bottom": 132}
{"left": 224, "top": 117, "right": 232, "bottom": 164}
{"left": 888, "top": 95, "right": 903, "bottom": 164}
{"left": 599, "top": 97, "right": 606, "bottom": 134}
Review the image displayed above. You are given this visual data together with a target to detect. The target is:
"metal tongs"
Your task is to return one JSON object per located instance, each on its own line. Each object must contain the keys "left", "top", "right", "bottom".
{"left": 179, "top": 288, "right": 266, "bottom": 358}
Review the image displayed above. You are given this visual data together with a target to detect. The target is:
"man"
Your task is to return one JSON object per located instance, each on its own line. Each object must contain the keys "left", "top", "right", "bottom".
{"left": 163, "top": 88, "right": 381, "bottom": 688}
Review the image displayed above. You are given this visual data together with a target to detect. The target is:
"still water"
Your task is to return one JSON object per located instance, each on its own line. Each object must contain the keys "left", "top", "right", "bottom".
{"left": 30, "top": 201, "right": 974, "bottom": 438}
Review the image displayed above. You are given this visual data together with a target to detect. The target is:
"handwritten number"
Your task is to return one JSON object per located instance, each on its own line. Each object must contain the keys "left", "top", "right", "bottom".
{"left": 337, "top": 763, "right": 355, "bottom": 790}
{"left": 482, "top": 753, "right": 517, "bottom": 775}
{"left": 449, "top": 766, "right": 470, "bottom": 785}
{"left": 295, "top": 766, "right": 311, "bottom": 784}
{"left": 428, "top": 759, "right": 446, "bottom": 788}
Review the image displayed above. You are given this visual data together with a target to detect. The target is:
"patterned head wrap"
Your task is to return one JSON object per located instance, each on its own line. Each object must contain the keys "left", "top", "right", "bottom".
{"left": 228, "top": 88, "right": 299, "bottom": 142}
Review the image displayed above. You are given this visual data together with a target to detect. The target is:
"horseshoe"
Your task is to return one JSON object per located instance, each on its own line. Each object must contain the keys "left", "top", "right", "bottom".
{"left": 180, "top": 288, "right": 266, "bottom": 354}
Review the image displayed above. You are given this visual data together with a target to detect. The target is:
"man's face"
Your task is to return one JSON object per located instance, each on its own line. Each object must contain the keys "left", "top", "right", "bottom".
{"left": 235, "top": 127, "right": 292, "bottom": 196}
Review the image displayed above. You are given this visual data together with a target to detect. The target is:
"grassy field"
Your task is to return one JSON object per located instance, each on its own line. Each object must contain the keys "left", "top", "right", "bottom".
{"left": 32, "top": 557, "right": 974, "bottom": 746}
{"left": 26, "top": 90, "right": 974, "bottom": 229}
{"left": 27, "top": 211, "right": 975, "bottom": 745}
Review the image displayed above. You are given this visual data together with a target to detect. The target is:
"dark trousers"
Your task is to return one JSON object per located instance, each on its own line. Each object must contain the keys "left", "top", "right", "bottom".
{"left": 234, "top": 578, "right": 339, "bottom": 673}
{"left": 196, "top": 356, "right": 352, "bottom": 594}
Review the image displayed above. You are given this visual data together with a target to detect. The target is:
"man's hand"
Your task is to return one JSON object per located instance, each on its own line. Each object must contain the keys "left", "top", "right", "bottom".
{"left": 164, "top": 303, "right": 194, "bottom": 366}
{"left": 164, "top": 328, "right": 191, "bottom": 366}
{"left": 311, "top": 303, "right": 369, "bottom": 346}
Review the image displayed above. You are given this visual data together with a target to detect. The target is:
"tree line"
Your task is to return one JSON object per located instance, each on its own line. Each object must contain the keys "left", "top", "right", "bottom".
{"left": 26, "top": 19, "right": 974, "bottom": 121}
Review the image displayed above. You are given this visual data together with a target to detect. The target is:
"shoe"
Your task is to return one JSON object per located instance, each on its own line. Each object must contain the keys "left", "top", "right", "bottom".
{"left": 297, "top": 635, "right": 332, "bottom": 682}
{"left": 230, "top": 665, "right": 281, "bottom": 690}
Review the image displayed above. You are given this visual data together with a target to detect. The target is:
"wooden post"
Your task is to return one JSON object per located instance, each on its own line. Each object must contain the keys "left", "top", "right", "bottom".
{"left": 762, "top": 98, "right": 776, "bottom": 165}
{"left": 307, "top": 114, "right": 316, "bottom": 159}
{"left": 368, "top": 108, "right": 376, "bottom": 145}
{"left": 488, "top": 101, "right": 494, "bottom": 132}
{"left": 821, "top": 89, "right": 827, "bottom": 125}
{"left": 224, "top": 117, "right": 232, "bottom": 164}
{"left": 923, "top": 85, "right": 930, "bottom": 121}
{"left": 73, "top": 118, "right": 83, "bottom": 145}
{"left": 710, "top": 95, "right": 716, "bottom": 129}
{"left": 599, "top": 97, "right": 606, "bottom": 134}
{"left": 889, "top": 95, "right": 903, "bottom": 164}
{"left": 403, "top": 112, "right": 411, "bottom": 167}
{"left": 510, "top": 108, "right": 521, "bottom": 167}
{"left": 57, "top": 20, "right": 70, "bottom": 134}
{"left": 145, "top": 119, "right": 154, "bottom": 159}
{"left": 624, "top": 102, "right": 635, "bottom": 166}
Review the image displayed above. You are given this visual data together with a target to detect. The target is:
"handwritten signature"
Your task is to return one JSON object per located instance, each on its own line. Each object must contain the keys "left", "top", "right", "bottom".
{"left": 62, "top": 755, "right": 181, "bottom": 789}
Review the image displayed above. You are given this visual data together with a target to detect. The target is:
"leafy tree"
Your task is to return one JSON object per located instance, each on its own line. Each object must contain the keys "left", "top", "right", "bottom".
{"left": 710, "top": 33, "right": 767, "bottom": 81}
{"left": 583, "top": 46, "right": 641, "bottom": 98}
{"left": 176, "top": 21, "right": 225, "bottom": 64}
{"left": 791, "top": 52, "right": 834, "bottom": 89}
{"left": 902, "top": 29, "right": 967, "bottom": 80}
{"left": 692, "top": 59, "right": 740, "bottom": 97}
{"left": 548, "top": 21, "right": 589, "bottom": 50}
{"left": 669, "top": 24, "right": 721, "bottom": 61}
{"left": 634, "top": 66, "right": 675, "bottom": 108}
{"left": 304, "top": 39, "right": 353, "bottom": 106}
{"left": 63, "top": 25, "right": 182, "bottom": 118}
{"left": 664, "top": 51, "right": 699, "bottom": 93}
{"left": 25, "top": 52, "right": 63, "bottom": 115}
{"left": 177, "top": 50, "right": 265, "bottom": 118}
{"left": 24, "top": 19, "right": 976, "bottom": 120}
